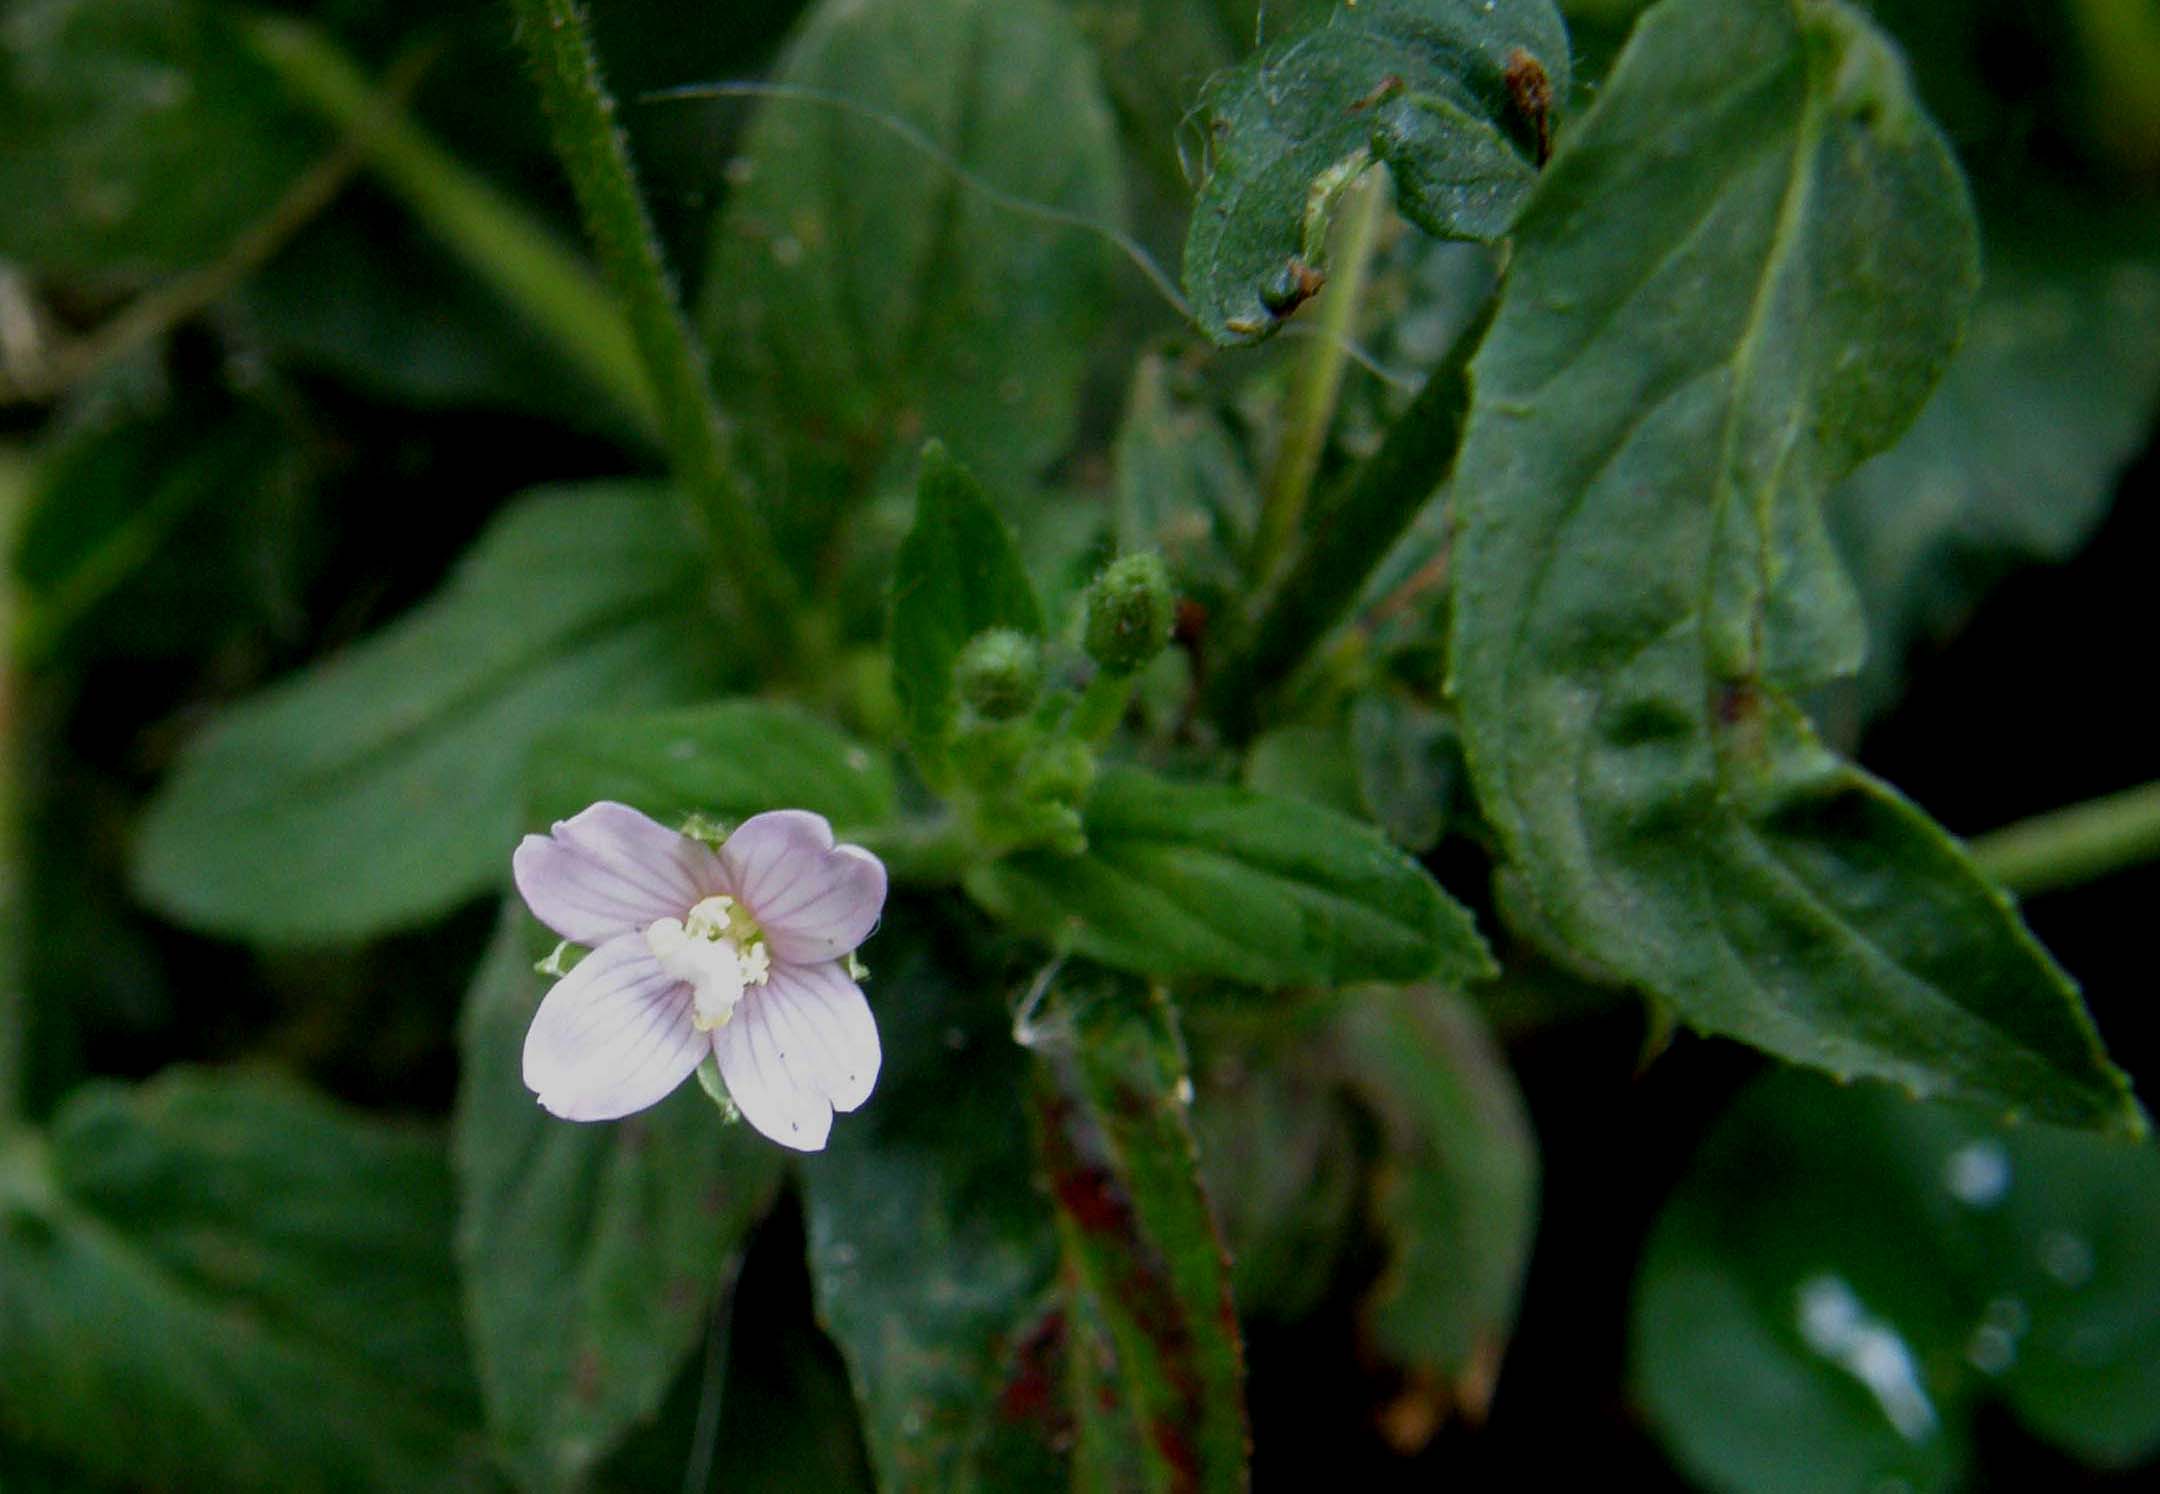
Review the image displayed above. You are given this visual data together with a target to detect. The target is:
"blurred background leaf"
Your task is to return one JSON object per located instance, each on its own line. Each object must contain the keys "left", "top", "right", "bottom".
{"left": 0, "top": 1069, "right": 493, "bottom": 1491}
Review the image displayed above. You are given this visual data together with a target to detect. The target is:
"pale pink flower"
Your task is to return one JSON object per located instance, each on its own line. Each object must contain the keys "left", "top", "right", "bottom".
{"left": 512, "top": 802, "right": 886, "bottom": 1152}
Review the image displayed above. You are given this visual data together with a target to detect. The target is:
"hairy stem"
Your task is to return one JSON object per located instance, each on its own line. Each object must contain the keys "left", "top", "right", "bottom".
{"left": 503, "top": 0, "right": 799, "bottom": 657}
{"left": 1970, "top": 780, "right": 2160, "bottom": 898}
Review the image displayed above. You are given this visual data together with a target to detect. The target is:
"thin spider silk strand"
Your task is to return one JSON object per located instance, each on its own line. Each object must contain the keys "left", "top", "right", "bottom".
{"left": 640, "top": 78, "right": 1419, "bottom": 392}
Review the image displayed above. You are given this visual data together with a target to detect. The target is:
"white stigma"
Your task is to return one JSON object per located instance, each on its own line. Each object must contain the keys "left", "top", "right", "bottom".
{"left": 645, "top": 895, "right": 771, "bottom": 1031}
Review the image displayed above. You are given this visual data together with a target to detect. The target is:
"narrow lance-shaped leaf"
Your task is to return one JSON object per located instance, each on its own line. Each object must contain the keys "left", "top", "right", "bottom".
{"left": 1182, "top": 0, "right": 1570, "bottom": 343}
{"left": 133, "top": 484, "right": 719, "bottom": 943}
{"left": 1335, "top": 985, "right": 1538, "bottom": 1414}
{"left": 968, "top": 766, "right": 1492, "bottom": 988}
{"left": 0, "top": 1070, "right": 492, "bottom": 1492}
{"left": 1446, "top": 0, "right": 2139, "bottom": 1130}
{"left": 1024, "top": 966, "right": 1250, "bottom": 1493}
{"left": 890, "top": 443, "right": 1043, "bottom": 787}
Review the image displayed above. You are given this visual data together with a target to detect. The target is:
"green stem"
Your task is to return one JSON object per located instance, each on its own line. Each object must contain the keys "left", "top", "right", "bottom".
{"left": 1207, "top": 292, "right": 1496, "bottom": 737}
{"left": 1969, "top": 780, "right": 2160, "bottom": 898}
{"left": 243, "top": 15, "right": 660, "bottom": 439}
{"left": 503, "top": 0, "right": 799, "bottom": 660}
{"left": 1251, "top": 172, "right": 1388, "bottom": 586}
{"left": 0, "top": 447, "right": 27, "bottom": 1132}
{"left": 1070, "top": 669, "right": 1137, "bottom": 744}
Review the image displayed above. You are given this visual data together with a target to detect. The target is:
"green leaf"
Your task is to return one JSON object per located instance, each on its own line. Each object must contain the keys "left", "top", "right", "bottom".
{"left": 700, "top": 0, "right": 1123, "bottom": 498}
{"left": 0, "top": 1069, "right": 490, "bottom": 1491}
{"left": 890, "top": 444, "right": 1044, "bottom": 785}
{"left": 0, "top": 0, "right": 315, "bottom": 277}
{"left": 1189, "top": 1022, "right": 1359, "bottom": 1320}
{"left": 1819, "top": 204, "right": 2160, "bottom": 733}
{"left": 1241, "top": 722, "right": 1364, "bottom": 817}
{"left": 1181, "top": 0, "right": 1570, "bottom": 344}
{"left": 524, "top": 701, "right": 894, "bottom": 833}
{"left": 1634, "top": 1071, "right": 2160, "bottom": 1493}
{"left": 794, "top": 911, "right": 1062, "bottom": 1492}
{"left": 16, "top": 383, "right": 309, "bottom": 664}
{"left": 1446, "top": 0, "right": 2139, "bottom": 1130}
{"left": 1025, "top": 967, "right": 1249, "bottom": 1493}
{"left": 1349, "top": 690, "right": 1461, "bottom": 855}
{"left": 1336, "top": 985, "right": 1537, "bottom": 1405}
{"left": 968, "top": 766, "right": 1492, "bottom": 988}
{"left": 454, "top": 907, "right": 782, "bottom": 1493}
{"left": 132, "top": 483, "right": 718, "bottom": 943}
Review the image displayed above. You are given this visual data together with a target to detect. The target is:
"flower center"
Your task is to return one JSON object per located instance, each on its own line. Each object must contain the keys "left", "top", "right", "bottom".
{"left": 643, "top": 895, "right": 770, "bottom": 1031}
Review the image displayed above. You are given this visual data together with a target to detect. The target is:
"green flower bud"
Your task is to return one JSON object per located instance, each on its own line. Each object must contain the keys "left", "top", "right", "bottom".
{"left": 1082, "top": 552, "right": 1174, "bottom": 675}
{"left": 1020, "top": 737, "right": 1096, "bottom": 807}
{"left": 954, "top": 628, "right": 1043, "bottom": 721}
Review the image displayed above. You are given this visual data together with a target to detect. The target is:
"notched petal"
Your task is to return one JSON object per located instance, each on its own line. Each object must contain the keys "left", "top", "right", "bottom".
{"left": 514, "top": 800, "right": 723, "bottom": 944}
{"left": 713, "top": 998, "right": 836, "bottom": 1152}
{"left": 523, "top": 932, "right": 705, "bottom": 1120}
{"left": 720, "top": 809, "right": 888, "bottom": 963}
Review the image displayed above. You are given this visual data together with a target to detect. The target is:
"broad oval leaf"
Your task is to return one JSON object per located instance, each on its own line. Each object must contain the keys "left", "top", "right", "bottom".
{"left": 454, "top": 907, "right": 783, "bottom": 1493}
{"left": 1446, "top": 0, "right": 2139, "bottom": 1130}
{"left": 132, "top": 483, "right": 718, "bottom": 944}
{"left": 1024, "top": 966, "right": 1250, "bottom": 1493}
{"left": 966, "top": 766, "right": 1492, "bottom": 988}
{"left": 0, "top": 1069, "right": 491, "bottom": 1492}
{"left": 524, "top": 700, "right": 895, "bottom": 833}
{"left": 1182, "top": 0, "right": 1570, "bottom": 343}
{"left": 700, "top": 0, "right": 1123, "bottom": 497}
{"left": 1634, "top": 1071, "right": 2160, "bottom": 1492}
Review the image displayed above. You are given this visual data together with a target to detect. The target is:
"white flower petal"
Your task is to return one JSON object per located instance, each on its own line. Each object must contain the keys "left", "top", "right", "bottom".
{"left": 713, "top": 996, "right": 834, "bottom": 1152}
{"left": 522, "top": 933, "right": 706, "bottom": 1121}
{"left": 719, "top": 810, "right": 887, "bottom": 964}
{"left": 514, "top": 801, "right": 723, "bottom": 945}
{"left": 759, "top": 959, "right": 881, "bottom": 1112}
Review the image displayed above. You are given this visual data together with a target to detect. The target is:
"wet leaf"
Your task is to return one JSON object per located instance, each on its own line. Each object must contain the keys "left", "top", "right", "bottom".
{"left": 1446, "top": 0, "right": 2139, "bottom": 1130}
{"left": 1634, "top": 1070, "right": 2160, "bottom": 1492}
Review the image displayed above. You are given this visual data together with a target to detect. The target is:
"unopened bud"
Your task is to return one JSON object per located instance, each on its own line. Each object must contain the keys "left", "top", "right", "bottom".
{"left": 1020, "top": 738, "right": 1096, "bottom": 807}
{"left": 1082, "top": 553, "right": 1174, "bottom": 674}
{"left": 954, "top": 628, "right": 1042, "bottom": 721}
